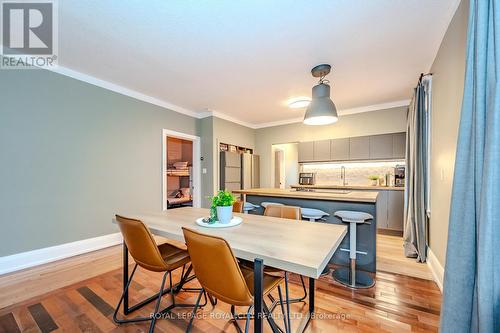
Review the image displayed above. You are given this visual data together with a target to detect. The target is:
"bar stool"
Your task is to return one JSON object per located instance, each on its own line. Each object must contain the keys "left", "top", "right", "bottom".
{"left": 301, "top": 208, "right": 330, "bottom": 274}
{"left": 301, "top": 208, "right": 329, "bottom": 222}
{"left": 243, "top": 202, "right": 259, "bottom": 214}
{"left": 332, "top": 210, "right": 375, "bottom": 289}
{"left": 260, "top": 202, "right": 284, "bottom": 208}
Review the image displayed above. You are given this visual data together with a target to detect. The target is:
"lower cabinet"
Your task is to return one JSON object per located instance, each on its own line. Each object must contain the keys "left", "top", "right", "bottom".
{"left": 375, "top": 190, "right": 404, "bottom": 232}
{"left": 387, "top": 190, "right": 404, "bottom": 231}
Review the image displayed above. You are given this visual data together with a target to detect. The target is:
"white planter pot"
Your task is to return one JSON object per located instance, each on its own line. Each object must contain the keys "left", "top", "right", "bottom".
{"left": 216, "top": 206, "right": 233, "bottom": 224}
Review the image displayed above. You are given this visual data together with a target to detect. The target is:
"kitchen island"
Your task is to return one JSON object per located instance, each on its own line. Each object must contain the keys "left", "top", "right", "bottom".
{"left": 232, "top": 188, "right": 379, "bottom": 273}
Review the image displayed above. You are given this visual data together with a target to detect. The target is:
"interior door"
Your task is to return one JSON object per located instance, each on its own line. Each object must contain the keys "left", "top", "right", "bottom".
{"left": 274, "top": 150, "right": 284, "bottom": 189}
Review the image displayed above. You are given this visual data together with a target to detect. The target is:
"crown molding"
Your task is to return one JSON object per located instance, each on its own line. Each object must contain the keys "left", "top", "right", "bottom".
{"left": 49, "top": 66, "right": 202, "bottom": 119}
{"left": 47, "top": 66, "right": 409, "bottom": 130}
{"left": 202, "top": 110, "right": 256, "bottom": 128}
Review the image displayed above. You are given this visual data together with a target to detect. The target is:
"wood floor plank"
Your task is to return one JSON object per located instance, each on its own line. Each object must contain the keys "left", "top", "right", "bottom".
{"left": 0, "top": 313, "right": 21, "bottom": 333}
{"left": 27, "top": 303, "right": 58, "bottom": 333}
{"left": 77, "top": 286, "right": 114, "bottom": 317}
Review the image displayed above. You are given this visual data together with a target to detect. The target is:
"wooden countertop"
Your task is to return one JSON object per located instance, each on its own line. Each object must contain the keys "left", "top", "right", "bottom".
{"left": 232, "top": 188, "right": 378, "bottom": 203}
{"left": 291, "top": 184, "right": 405, "bottom": 191}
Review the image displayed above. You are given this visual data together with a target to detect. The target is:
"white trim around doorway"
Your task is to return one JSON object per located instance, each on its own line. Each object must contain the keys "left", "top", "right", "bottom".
{"left": 162, "top": 129, "right": 201, "bottom": 210}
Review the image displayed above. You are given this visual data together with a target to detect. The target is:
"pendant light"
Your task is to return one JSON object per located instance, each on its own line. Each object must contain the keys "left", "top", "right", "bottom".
{"left": 303, "top": 64, "right": 338, "bottom": 125}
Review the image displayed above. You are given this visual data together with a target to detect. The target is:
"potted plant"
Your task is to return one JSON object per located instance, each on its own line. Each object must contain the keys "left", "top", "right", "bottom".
{"left": 210, "top": 190, "right": 236, "bottom": 224}
{"left": 368, "top": 175, "right": 379, "bottom": 186}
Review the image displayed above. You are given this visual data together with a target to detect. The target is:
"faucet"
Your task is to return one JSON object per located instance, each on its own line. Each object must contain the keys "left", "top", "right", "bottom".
{"left": 341, "top": 166, "right": 348, "bottom": 186}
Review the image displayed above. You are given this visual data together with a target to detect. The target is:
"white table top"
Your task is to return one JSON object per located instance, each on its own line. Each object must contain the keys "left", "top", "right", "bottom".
{"left": 113, "top": 207, "right": 347, "bottom": 279}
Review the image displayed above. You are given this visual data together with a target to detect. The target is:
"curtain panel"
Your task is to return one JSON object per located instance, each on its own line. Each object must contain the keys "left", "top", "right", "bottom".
{"left": 440, "top": 0, "right": 500, "bottom": 331}
{"left": 403, "top": 77, "right": 431, "bottom": 262}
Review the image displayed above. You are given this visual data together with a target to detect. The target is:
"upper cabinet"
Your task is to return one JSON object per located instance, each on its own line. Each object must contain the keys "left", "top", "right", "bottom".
{"left": 312, "top": 139, "right": 331, "bottom": 161}
{"left": 392, "top": 132, "right": 406, "bottom": 159}
{"left": 349, "top": 136, "right": 370, "bottom": 160}
{"left": 298, "top": 132, "right": 406, "bottom": 163}
{"left": 330, "top": 138, "right": 350, "bottom": 161}
{"left": 298, "top": 141, "right": 314, "bottom": 162}
{"left": 369, "top": 134, "right": 393, "bottom": 159}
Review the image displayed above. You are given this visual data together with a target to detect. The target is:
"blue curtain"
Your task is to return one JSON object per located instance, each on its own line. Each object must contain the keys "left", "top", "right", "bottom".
{"left": 440, "top": 0, "right": 500, "bottom": 332}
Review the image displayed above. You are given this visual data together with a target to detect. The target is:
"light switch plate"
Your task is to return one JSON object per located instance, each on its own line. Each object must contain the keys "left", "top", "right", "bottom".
{"left": 202, "top": 168, "right": 207, "bottom": 174}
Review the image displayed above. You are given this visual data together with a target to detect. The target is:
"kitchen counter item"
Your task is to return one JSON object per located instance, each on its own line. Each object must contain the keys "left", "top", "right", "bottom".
{"left": 233, "top": 188, "right": 378, "bottom": 203}
{"left": 291, "top": 184, "right": 404, "bottom": 191}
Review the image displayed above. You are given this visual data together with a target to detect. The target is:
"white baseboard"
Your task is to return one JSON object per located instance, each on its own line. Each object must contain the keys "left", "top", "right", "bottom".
{"left": 0, "top": 233, "right": 123, "bottom": 275}
{"left": 427, "top": 248, "right": 444, "bottom": 292}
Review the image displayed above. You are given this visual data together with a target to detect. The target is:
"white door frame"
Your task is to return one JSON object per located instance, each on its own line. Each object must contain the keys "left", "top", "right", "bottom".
{"left": 162, "top": 129, "right": 201, "bottom": 210}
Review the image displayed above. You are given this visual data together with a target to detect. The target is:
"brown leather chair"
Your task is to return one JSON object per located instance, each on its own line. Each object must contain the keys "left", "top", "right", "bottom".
{"left": 263, "top": 204, "right": 301, "bottom": 220}
{"left": 113, "top": 215, "right": 204, "bottom": 333}
{"left": 233, "top": 200, "right": 244, "bottom": 213}
{"left": 262, "top": 204, "right": 307, "bottom": 325}
{"left": 182, "top": 227, "right": 288, "bottom": 333}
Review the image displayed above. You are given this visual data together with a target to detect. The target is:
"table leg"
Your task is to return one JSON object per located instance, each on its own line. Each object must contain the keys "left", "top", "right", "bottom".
{"left": 123, "top": 242, "right": 129, "bottom": 315}
{"left": 254, "top": 258, "right": 264, "bottom": 333}
{"left": 309, "top": 277, "right": 315, "bottom": 314}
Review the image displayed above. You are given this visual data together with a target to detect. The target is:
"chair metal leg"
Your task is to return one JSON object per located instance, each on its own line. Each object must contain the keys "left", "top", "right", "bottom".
{"left": 186, "top": 289, "right": 204, "bottom": 333}
{"left": 277, "top": 285, "right": 289, "bottom": 333}
{"left": 113, "top": 264, "right": 149, "bottom": 324}
{"left": 114, "top": 263, "right": 204, "bottom": 330}
{"left": 207, "top": 292, "right": 218, "bottom": 306}
{"left": 230, "top": 305, "right": 244, "bottom": 333}
{"left": 244, "top": 305, "right": 253, "bottom": 333}
{"left": 263, "top": 301, "right": 284, "bottom": 333}
{"left": 149, "top": 271, "right": 169, "bottom": 333}
{"left": 269, "top": 272, "right": 307, "bottom": 313}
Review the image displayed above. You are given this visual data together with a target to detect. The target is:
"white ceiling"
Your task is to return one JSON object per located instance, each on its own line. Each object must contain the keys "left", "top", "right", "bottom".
{"left": 57, "top": 0, "right": 460, "bottom": 127}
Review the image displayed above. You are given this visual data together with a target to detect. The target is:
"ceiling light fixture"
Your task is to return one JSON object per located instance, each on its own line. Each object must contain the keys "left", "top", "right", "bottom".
{"left": 303, "top": 64, "right": 339, "bottom": 125}
{"left": 287, "top": 96, "right": 311, "bottom": 109}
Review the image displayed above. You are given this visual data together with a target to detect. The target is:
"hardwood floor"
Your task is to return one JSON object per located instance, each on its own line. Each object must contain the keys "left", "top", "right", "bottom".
{"left": 376, "top": 234, "right": 433, "bottom": 280}
{"left": 0, "top": 236, "right": 440, "bottom": 332}
{"left": 0, "top": 261, "right": 441, "bottom": 332}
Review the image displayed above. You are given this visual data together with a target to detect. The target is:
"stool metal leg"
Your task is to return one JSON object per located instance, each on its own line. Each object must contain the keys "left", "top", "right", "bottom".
{"left": 333, "top": 221, "right": 374, "bottom": 289}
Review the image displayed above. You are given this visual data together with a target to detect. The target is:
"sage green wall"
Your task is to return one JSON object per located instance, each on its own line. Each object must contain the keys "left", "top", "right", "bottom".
{"left": 254, "top": 107, "right": 408, "bottom": 188}
{"left": 196, "top": 116, "right": 256, "bottom": 207}
{"left": 211, "top": 116, "right": 256, "bottom": 196}
{"left": 428, "top": 0, "right": 468, "bottom": 266}
{"left": 0, "top": 69, "right": 198, "bottom": 256}
{"left": 197, "top": 117, "right": 214, "bottom": 208}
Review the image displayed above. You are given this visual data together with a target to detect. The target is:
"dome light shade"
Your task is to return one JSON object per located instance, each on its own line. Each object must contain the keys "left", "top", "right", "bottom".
{"left": 303, "top": 83, "right": 338, "bottom": 125}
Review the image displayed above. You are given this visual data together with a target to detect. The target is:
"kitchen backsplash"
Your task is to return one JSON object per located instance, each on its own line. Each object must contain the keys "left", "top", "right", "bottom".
{"left": 301, "top": 161, "right": 405, "bottom": 186}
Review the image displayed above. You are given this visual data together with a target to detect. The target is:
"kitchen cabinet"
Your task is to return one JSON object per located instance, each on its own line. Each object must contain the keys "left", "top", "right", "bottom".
{"left": 376, "top": 191, "right": 389, "bottom": 229}
{"left": 371, "top": 189, "right": 404, "bottom": 231}
{"left": 330, "top": 138, "right": 350, "bottom": 161}
{"left": 298, "top": 132, "right": 406, "bottom": 163}
{"left": 388, "top": 190, "right": 404, "bottom": 231}
{"left": 370, "top": 134, "right": 393, "bottom": 159}
{"left": 349, "top": 136, "right": 370, "bottom": 160}
{"left": 313, "top": 139, "right": 331, "bottom": 161}
{"left": 298, "top": 141, "right": 314, "bottom": 162}
{"left": 393, "top": 132, "right": 406, "bottom": 159}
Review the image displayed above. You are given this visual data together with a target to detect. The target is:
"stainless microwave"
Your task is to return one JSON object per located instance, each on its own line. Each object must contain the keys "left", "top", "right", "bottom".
{"left": 299, "top": 172, "right": 315, "bottom": 185}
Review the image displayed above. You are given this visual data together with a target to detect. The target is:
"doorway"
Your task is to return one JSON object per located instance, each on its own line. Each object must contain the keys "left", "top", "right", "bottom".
{"left": 272, "top": 143, "right": 298, "bottom": 189}
{"left": 162, "top": 129, "right": 201, "bottom": 210}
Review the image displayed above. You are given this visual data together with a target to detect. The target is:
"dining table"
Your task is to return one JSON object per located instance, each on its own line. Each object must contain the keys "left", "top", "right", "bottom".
{"left": 113, "top": 207, "right": 347, "bottom": 333}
